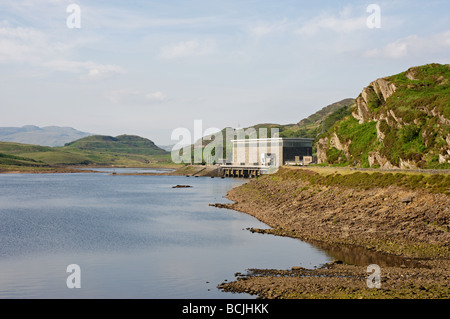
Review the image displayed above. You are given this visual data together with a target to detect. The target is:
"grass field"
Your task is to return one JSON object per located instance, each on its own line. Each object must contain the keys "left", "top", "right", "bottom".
{"left": 282, "top": 166, "right": 450, "bottom": 194}
{"left": 0, "top": 141, "right": 176, "bottom": 172}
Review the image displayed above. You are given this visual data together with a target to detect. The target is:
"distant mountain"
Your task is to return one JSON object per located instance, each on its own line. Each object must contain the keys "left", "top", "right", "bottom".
{"left": 0, "top": 125, "right": 93, "bottom": 147}
{"left": 317, "top": 63, "right": 450, "bottom": 169}
{"left": 65, "top": 134, "right": 168, "bottom": 156}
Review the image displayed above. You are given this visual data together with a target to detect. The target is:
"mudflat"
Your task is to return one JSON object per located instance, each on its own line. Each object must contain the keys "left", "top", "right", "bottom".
{"left": 217, "top": 167, "right": 450, "bottom": 299}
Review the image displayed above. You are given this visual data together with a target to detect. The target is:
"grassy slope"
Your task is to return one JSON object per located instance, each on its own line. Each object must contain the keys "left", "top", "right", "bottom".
{"left": 380, "top": 64, "right": 450, "bottom": 168}
{"left": 64, "top": 134, "right": 168, "bottom": 156}
{"left": 186, "top": 98, "right": 355, "bottom": 163}
{"left": 242, "top": 98, "right": 355, "bottom": 140}
{"left": 0, "top": 152, "right": 46, "bottom": 167}
{"left": 0, "top": 137, "right": 174, "bottom": 171}
{"left": 282, "top": 98, "right": 355, "bottom": 138}
{"left": 321, "top": 63, "right": 450, "bottom": 169}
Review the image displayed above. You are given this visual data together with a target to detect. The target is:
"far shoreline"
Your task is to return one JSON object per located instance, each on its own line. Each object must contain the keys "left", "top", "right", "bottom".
{"left": 0, "top": 163, "right": 221, "bottom": 176}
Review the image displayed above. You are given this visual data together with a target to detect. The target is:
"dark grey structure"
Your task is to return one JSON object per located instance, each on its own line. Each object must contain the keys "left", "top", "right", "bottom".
{"left": 281, "top": 138, "right": 314, "bottom": 164}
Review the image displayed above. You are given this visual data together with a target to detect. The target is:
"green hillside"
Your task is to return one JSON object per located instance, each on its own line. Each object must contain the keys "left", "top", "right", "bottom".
{"left": 0, "top": 152, "right": 46, "bottom": 167}
{"left": 183, "top": 98, "right": 354, "bottom": 164}
{"left": 317, "top": 63, "right": 450, "bottom": 169}
{"left": 65, "top": 134, "right": 168, "bottom": 156}
{"left": 236, "top": 98, "right": 355, "bottom": 139}
{"left": 284, "top": 98, "right": 355, "bottom": 138}
{"left": 0, "top": 141, "right": 91, "bottom": 166}
{"left": 0, "top": 134, "right": 172, "bottom": 171}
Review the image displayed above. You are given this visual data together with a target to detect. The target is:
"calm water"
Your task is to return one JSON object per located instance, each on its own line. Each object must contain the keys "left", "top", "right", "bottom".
{"left": 78, "top": 167, "right": 176, "bottom": 174}
{"left": 0, "top": 170, "right": 332, "bottom": 299}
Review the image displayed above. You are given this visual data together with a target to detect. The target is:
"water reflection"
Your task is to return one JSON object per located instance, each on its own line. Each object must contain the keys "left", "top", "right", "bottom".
{"left": 77, "top": 167, "right": 175, "bottom": 174}
{"left": 0, "top": 173, "right": 332, "bottom": 298}
{"left": 311, "top": 241, "right": 420, "bottom": 268}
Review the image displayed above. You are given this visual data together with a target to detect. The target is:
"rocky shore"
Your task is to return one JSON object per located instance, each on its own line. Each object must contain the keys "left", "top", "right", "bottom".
{"left": 216, "top": 167, "right": 450, "bottom": 299}
{"left": 218, "top": 259, "right": 449, "bottom": 299}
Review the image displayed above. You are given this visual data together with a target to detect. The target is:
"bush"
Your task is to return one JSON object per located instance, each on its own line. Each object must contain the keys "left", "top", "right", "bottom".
{"left": 401, "top": 125, "right": 420, "bottom": 143}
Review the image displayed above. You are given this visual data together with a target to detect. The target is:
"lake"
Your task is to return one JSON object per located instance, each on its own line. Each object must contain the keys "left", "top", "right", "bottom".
{"left": 0, "top": 169, "right": 332, "bottom": 299}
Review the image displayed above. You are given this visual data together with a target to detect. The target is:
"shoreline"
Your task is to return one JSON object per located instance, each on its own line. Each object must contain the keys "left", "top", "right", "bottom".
{"left": 2, "top": 163, "right": 449, "bottom": 176}
{"left": 2, "top": 164, "right": 449, "bottom": 298}
{"left": 216, "top": 167, "right": 450, "bottom": 299}
{"left": 0, "top": 167, "right": 100, "bottom": 174}
{"left": 0, "top": 164, "right": 220, "bottom": 176}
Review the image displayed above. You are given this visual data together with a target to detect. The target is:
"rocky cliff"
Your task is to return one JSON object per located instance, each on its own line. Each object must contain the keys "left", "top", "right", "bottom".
{"left": 317, "top": 63, "right": 450, "bottom": 169}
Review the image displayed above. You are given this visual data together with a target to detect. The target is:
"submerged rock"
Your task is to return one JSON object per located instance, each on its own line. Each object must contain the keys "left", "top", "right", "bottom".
{"left": 208, "top": 203, "right": 233, "bottom": 209}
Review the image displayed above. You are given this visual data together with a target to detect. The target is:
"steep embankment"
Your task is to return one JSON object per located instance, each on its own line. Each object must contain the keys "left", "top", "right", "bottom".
{"left": 217, "top": 167, "right": 450, "bottom": 299}
{"left": 225, "top": 167, "right": 450, "bottom": 258}
{"left": 317, "top": 63, "right": 450, "bottom": 169}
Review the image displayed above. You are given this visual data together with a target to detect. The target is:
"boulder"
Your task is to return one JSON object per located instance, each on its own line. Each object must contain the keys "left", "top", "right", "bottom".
{"left": 401, "top": 195, "right": 413, "bottom": 203}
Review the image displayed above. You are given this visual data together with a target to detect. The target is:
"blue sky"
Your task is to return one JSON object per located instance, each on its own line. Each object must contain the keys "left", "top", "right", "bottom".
{"left": 0, "top": 0, "right": 449, "bottom": 145}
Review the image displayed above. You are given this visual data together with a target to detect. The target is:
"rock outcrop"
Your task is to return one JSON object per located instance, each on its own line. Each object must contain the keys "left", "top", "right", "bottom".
{"left": 316, "top": 137, "right": 328, "bottom": 164}
{"left": 352, "top": 78, "right": 397, "bottom": 124}
{"left": 317, "top": 63, "right": 450, "bottom": 169}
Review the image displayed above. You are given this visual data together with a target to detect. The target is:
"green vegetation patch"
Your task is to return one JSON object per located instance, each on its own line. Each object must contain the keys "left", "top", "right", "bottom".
{"left": 65, "top": 134, "right": 168, "bottom": 156}
{"left": 0, "top": 152, "right": 45, "bottom": 167}
{"left": 0, "top": 139, "right": 173, "bottom": 170}
{"left": 275, "top": 168, "right": 450, "bottom": 194}
{"left": 333, "top": 116, "right": 378, "bottom": 167}
{"left": 321, "top": 63, "right": 450, "bottom": 169}
{"left": 385, "top": 64, "right": 449, "bottom": 124}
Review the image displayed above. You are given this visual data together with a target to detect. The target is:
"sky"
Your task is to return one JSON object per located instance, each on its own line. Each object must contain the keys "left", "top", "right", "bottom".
{"left": 0, "top": 0, "right": 449, "bottom": 145}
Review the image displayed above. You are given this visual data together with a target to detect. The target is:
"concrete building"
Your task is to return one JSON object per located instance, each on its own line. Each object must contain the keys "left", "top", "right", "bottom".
{"left": 220, "top": 137, "right": 314, "bottom": 178}
{"left": 231, "top": 137, "right": 314, "bottom": 166}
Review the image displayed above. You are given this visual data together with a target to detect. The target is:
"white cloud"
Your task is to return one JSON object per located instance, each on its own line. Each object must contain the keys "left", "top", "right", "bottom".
{"left": 83, "top": 64, "right": 124, "bottom": 80}
{"left": 0, "top": 25, "right": 52, "bottom": 64}
{"left": 160, "top": 39, "right": 216, "bottom": 59}
{"left": 0, "top": 24, "right": 123, "bottom": 78}
{"left": 294, "top": 13, "right": 367, "bottom": 36}
{"left": 247, "top": 19, "right": 290, "bottom": 38}
{"left": 364, "top": 39, "right": 411, "bottom": 59}
{"left": 245, "top": 7, "right": 368, "bottom": 40}
{"left": 105, "top": 89, "right": 167, "bottom": 105}
{"left": 81, "top": 3, "right": 220, "bottom": 31}
{"left": 145, "top": 91, "right": 166, "bottom": 102}
{"left": 42, "top": 59, "right": 124, "bottom": 78}
{"left": 364, "top": 30, "right": 450, "bottom": 59}
{"left": 242, "top": 4, "right": 405, "bottom": 42}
